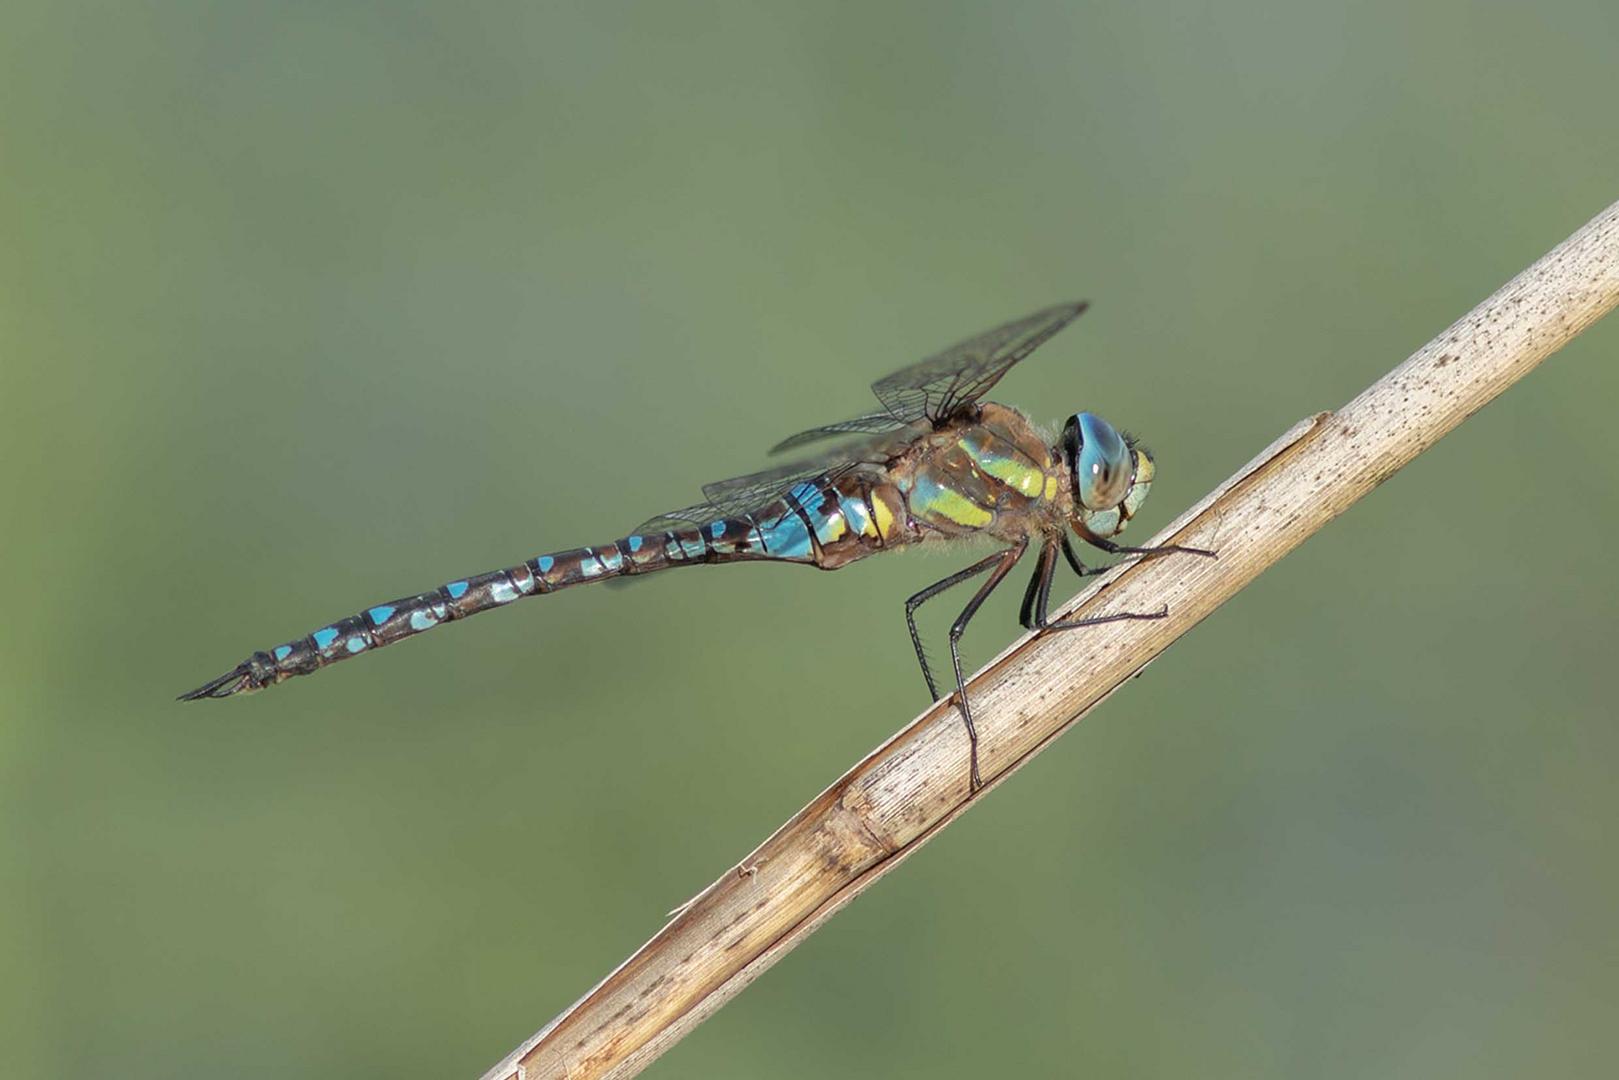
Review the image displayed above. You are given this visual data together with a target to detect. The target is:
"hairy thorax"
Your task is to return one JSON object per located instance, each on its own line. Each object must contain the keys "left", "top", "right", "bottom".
{"left": 892, "top": 403, "right": 1067, "bottom": 542}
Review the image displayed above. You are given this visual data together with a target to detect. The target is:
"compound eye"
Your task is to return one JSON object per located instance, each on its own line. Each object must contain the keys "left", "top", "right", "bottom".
{"left": 1073, "top": 412, "right": 1131, "bottom": 511}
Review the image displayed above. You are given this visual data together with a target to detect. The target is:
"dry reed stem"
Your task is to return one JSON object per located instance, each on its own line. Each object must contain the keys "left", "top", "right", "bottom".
{"left": 481, "top": 197, "right": 1619, "bottom": 1080}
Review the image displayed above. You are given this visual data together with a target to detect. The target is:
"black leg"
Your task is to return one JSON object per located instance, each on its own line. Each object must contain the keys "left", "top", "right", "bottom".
{"left": 1038, "top": 534, "right": 1181, "bottom": 631}
{"left": 1084, "top": 536, "right": 1216, "bottom": 560}
{"left": 904, "top": 549, "right": 1009, "bottom": 704}
{"left": 1061, "top": 535, "right": 1111, "bottom": 578}
{"left": 1019, "top": 540, "right": 1058, "bottom": 631}
{"left": 1060, "top": 532, "right": 1216, "bottom": 587}
{"left": 944, "top": 541, "right": 1027, "bottom": 792}
{"left": 1035, "top": 598, "right": 1169, "bottom": 632}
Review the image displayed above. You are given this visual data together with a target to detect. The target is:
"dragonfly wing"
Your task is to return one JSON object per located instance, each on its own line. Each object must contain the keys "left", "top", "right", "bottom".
{"left": 634, "top": 462, "right": 840, "bottom": 532}
{"left": 870, "top": 300, "right": 1088, "bottom": 423}
{"left": 635, "top": 301, "right": 1084, "bottom": 532}
{"left": 768, "top": 411, "right": 909, "bottom": 454}
{"left": 634, "top": 427, "right": 918, "bottom": 532}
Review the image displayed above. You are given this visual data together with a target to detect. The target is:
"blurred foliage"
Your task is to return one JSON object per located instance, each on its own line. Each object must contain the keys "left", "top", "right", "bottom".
{"left": 3, "top": 2, "right": 1617, "bottom": 1077}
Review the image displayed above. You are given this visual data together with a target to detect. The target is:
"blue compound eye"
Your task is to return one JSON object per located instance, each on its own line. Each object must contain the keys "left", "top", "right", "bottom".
{"left": 1070, "top": 412, "right": 1131, "bottom": 511}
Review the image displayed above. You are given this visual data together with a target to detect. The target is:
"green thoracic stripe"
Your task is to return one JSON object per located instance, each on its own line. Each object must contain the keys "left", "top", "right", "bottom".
{"left": 911, "top": 474, "right": 993, "bottom": 528}
{"left": 959, "top": 436, "right": 1045, "bottom": 497}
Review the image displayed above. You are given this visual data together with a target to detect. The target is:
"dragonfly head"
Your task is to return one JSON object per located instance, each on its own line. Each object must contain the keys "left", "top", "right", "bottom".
{"left": 1060, "top": 411, "right": 1154, "bottom": 541}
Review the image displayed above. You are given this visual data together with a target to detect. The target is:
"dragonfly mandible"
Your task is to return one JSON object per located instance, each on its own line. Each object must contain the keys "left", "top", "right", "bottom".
{"left": 181, "top": 301, "right": 1213, "bottom": 791}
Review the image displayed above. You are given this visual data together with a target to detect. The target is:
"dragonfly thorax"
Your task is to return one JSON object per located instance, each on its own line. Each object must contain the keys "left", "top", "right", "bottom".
{"left": 1061, "top": 411, "right": 1155, "bottom": 541}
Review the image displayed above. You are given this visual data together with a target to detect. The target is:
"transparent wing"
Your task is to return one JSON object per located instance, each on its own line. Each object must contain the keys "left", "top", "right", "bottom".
{"left": 763, "top": 301, "right": 1086, "bottom": 458}
{"left": 635, "top": 302, "right": 1085, "bottom": 532}
{"left": 871, "top": 300, "right": 1088, "bottom": 423}
{"left": 634, "top": 461, "right": 847, "bottom": 532}
{"left": 768, "top": 411, "right": 909, "bottom": 454}
{"left": 635, "top": 427, "right": 919, "bottom": 532}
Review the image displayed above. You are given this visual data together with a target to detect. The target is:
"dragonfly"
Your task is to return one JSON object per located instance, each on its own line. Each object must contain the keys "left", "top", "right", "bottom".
{"left": 181, "top": 301, "right": 1212, "bottom": 790}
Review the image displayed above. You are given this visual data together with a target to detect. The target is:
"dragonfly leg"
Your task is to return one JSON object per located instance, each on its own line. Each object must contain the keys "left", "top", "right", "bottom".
{"left": 904, "top": 549, "right": 1013, "bottom": 704}
{"left": 1020, "top": 539, "right": 1061, "bottom": 630}
{"left": 1060, "top": 535, "right": 1113, "bottom": 578}
{"left": 1084, "top": 536, "right": 1216, "bottom": 560}
{"left": 1035, "top": 535, "right": 1171, "bottom": 631}
{"left": 1056, "top": 532, "right": 1218, "bottom": 594}
{"left": 943, "top": 542, "right": 1028, "bottom": 792}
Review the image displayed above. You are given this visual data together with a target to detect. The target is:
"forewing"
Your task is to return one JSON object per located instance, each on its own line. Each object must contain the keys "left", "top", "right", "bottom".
{"left": 871, "top": 300, "right": 1087, "bottom": 423}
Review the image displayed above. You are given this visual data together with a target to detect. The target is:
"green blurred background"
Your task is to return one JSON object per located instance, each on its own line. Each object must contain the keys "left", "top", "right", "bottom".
{"left": 4, "top": 2, "right": 1617, "bottom": 1077}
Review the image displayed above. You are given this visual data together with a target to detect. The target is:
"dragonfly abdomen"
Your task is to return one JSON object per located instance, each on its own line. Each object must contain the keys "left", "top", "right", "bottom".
{"left": 178, "top": 516, "right": 813, "bottom": 701}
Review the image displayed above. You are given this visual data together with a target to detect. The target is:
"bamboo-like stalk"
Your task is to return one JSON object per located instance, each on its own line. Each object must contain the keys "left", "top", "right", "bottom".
{"left": 481, "top": 198, "right": 1619, "bottom": 1080}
